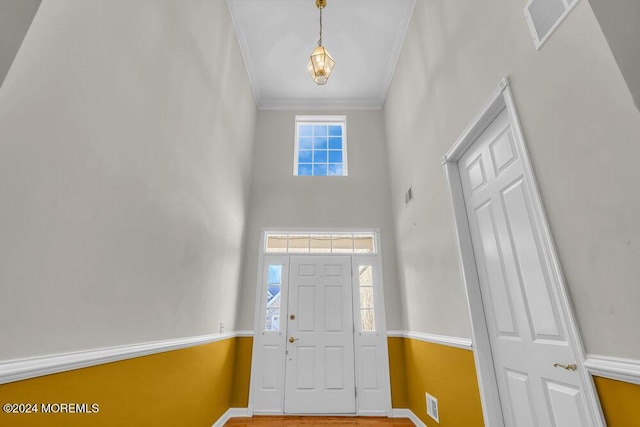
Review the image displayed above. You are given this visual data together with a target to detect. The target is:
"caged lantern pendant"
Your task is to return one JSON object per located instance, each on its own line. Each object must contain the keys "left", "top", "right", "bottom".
{"left": 307, "top": 0, "right": 335, "bottom": 85}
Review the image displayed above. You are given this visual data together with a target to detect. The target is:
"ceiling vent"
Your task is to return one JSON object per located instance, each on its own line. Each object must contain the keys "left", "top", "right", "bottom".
{"left": 524, "top": 0, "right": 580, "bottom": 49}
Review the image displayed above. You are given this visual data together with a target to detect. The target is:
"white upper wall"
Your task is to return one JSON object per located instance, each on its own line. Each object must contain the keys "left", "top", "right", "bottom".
{"left": 237, "top": 110, "right": 402, "bottom": 331}
{"left": 384, "top": 0, "right": 640, "bottom": 358}
{"left": 0, "top": 0, "right": 256, "bottom": 360}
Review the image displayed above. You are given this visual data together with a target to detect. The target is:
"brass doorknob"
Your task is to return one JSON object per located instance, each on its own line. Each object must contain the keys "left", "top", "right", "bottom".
{"left": 553, "top": 363, "right": 577, "bottom": 371}
{"left": 289, "top": 337, "right": 299, "bottom": 343}
{"left": 290, "top": 314, "right": 296, "bottom": 320}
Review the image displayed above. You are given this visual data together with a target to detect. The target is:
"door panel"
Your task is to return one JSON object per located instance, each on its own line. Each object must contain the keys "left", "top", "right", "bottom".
{"left": 459, "top": 108, "right": 591, "bottom": 426}
{"left": 298, "top": 286, "right": 316, "bottom": 332}
{"left": 501, "top": 179, "right": 563, "bottom": 340}
{"left": 360, "top": 346, "right": 379, "bottom": 390}
{"left": 505, "top": 369, "right": 537, "bottom": 427}
{"left": 325, "top": 347, "right": 344, "bottom": 389}
{"left": 474, "top": 200, "right": 519, "bottom": 338}
{"left": 261, "top": 345, "right": 281, "bottom": 391}
{"left": 284, "top": 256, "right": 355, "bottom": 414}
{"left": 296, "top": 346, "right": 315, "bottom": 389}
{"left": 325, "top": 287, "right": 343, "bottom": 331}
{"left": 544, "top": 380, "right": 588, "bottom": 427}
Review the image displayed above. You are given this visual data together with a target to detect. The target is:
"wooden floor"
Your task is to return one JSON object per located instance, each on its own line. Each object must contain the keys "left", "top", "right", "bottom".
{"left": 225, "top": 416, "right": 414, "bottom": 426}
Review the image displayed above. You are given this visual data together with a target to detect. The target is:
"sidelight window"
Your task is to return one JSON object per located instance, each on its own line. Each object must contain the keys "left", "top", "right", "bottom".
{"left": 265, "top": 265, "right": 283, "bottom": 331}
{"left": 358, "top": 265, "right": 376, "bottom": 332}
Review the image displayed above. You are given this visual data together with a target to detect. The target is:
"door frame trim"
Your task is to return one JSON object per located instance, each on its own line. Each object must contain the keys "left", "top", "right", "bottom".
{"left": 248, "top": 228, "right": 391, "bottom": 416}
{"left": 441, "top": 77, "right": 604, "bottom": 427}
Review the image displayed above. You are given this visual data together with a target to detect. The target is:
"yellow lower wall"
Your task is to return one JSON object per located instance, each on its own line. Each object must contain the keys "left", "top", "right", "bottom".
{"left": 389, "top": 337, "right": 640, "bottom": 427}
{"left": 0, "top": 337, "right": 252, "bottom": 427}
{"left": 5, "top": 335, "right": 639, "bottom": 427}
{"left": 388, "top": 337, "right": 484, "bottom": 427}
{"left": 230, "top": 336, "right": 253, "bottom": 407}
{"left": 387, "top": 337, "right": 408, "bottom": 409}
{"left": 594, "top": 376, "right": 640, "bottom": 426}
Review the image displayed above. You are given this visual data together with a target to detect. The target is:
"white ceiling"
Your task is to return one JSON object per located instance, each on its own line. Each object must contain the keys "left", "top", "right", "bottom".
{"left": 227, "top": 0, "right": 415, "bottom": 110}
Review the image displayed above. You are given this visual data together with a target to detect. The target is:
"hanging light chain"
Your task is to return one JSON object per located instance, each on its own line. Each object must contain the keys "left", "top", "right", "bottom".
{"left": 318, "top": 6, "right": 323, "bottom": 47}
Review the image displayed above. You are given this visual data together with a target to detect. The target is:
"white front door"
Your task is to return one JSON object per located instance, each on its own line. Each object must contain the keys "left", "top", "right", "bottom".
{"left": 458, "top": 108, "right": 593, "bottom": 426}
{"left": 284, "top": 255, "right": 356, "bottom": 414}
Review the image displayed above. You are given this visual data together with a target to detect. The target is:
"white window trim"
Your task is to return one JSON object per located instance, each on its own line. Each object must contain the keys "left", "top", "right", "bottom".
{"left": 263, "top": 230, "right": 378, "bottom": 255}
{"left": 293, "top": 115, "right": 348, "bottom": 176}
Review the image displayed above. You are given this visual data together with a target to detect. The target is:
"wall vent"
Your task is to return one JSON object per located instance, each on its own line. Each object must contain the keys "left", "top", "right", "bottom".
{"left": 524, "top": 0, "right": 580, "bottom": 49}
{"left": 426, "top": 392, "right": 439, "bottom": 423}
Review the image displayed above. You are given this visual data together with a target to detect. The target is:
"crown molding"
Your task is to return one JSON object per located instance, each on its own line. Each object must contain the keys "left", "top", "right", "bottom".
{"left": 257, "top": 99, "right": 383, "bottom": 111}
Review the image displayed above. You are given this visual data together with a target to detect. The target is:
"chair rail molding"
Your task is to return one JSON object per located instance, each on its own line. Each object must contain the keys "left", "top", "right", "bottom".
{"left": 585, "top": 354, "right": 640, "bottom": 386}
{"left": 387, "top": 330, "right": 472, "bottom": 350}
{"left": 0, "top": 330, "right": 254, "bottom": 385}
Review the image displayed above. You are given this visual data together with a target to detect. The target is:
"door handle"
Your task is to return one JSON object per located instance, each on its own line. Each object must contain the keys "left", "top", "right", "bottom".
{"left": 553, "top": 363, "right": 577, "bottom": 371}
{"left": 289, "top": 337, "right": 299, "bottom": 343}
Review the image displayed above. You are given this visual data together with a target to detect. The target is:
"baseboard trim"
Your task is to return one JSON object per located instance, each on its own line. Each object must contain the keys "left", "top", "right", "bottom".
{"left": 391, "top": 408, "right": 426, "bottom": 427}
{"left": 585, "top": 354, "right": 640, "bottom": 386}
{"left": 0, "top": 331, "right": 254, "bottom": 385}
{"left": 387, "top": 330, "right": 473, "bottom": 350}
{"left": 357, "top": 410, "right": 390, "bottom": 417}
{"left": 212, "top": 407, "right": 252, "bottom": 427}
{"left": 215, "top": 409, "right": 422, "bottom": 426}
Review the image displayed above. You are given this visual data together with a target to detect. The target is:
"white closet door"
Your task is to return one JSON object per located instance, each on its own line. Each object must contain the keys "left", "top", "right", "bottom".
{"left": 459, "top": 109, "right": 591, "bottom": 427}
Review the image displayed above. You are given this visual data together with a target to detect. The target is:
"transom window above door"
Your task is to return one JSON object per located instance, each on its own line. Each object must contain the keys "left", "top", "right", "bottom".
{"left": 294, "top": 115, "right": 347, "bottom": 176}
{"left": 265, "top": 232, "right": 376, "bottom": 254}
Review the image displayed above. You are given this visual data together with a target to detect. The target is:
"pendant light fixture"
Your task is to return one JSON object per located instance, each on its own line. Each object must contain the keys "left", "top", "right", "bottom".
{"left": 307, "top": 0, "right": 335, "bottom": 85}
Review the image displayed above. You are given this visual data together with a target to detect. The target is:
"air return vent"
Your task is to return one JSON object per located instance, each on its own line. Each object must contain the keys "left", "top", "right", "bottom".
{"left": 426, "top": 392, "right": 439, "bottom": 423}
{"left": 524, "top": 0, "right": 580, "bottom": 49}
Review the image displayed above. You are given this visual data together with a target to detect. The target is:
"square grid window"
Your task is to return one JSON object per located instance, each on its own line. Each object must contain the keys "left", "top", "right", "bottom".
{"left": 294, "top": 116, "right": 347, "bottom": 176}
